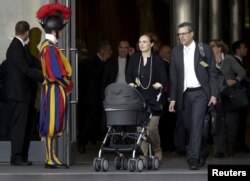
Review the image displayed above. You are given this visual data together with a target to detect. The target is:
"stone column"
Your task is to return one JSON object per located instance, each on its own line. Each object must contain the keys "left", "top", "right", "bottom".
{"left": 228, "top": 0, "right": 244, "bottom": 46}
{"left": 198, "top": 0, "right": 209, "bottom": 42}
{"left": 171, "top": 0, "right": 198, "bottom": 46}
{"left": 208, "top": 0, "right": 224, "bottom": 40}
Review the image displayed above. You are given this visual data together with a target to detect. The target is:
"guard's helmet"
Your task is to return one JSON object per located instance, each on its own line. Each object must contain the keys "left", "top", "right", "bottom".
{"left": 36, "top": 3, "right": 71, "bottom": 33}
{"left": 43, "top": 15, "right": 65, "bottom": 33}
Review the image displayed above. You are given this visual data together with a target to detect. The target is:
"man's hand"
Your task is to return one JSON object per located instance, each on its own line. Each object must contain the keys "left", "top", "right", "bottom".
{"left": 153, "top": 82, "right": 162, "bottom": 90}
{"left": 226, "top": 79, "right": 237, "bottom": 87}
{"left": 169, "top": 101, "right": 176, "bottom": 112}
{"left": 208, "top": 96, "right": 217, "bottom": 106}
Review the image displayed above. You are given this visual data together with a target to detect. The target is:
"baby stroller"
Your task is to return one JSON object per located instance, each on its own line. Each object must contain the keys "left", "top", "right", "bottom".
{"left": 92, "top": 83, "right": 160, "bottom": 172}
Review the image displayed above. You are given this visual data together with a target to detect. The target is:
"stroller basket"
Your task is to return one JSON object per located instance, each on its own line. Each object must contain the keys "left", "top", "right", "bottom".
{"left": 93, "top": 83, "right": 159, "bottom": 172}
{"left": 103, "top": 83, "right": 149, "bottom": 126}
{"left": 105, "top": 109, "right": 149, "bottom": 126}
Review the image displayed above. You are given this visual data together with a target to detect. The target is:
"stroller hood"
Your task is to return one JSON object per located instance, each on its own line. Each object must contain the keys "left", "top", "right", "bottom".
{"left": 103, "top": 83, "right": 146, "bottom": 111}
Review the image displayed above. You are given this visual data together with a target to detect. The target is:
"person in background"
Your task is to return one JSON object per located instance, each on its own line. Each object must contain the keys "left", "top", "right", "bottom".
{"left": 209, "top": 39, "right": 246, "bottom": 157}
{"left": 6, "top": 21, "right": 43, "bottom": 166}
{"left": 159, "top": 45, "right": 177, "bottom": 153}
{"left": 126, "top": 33, "right": 168, "bottom": 162}
{"left": 36, "top": 3, "right": 73, "bottom": 168}
{"left": 77, "top": 40, "right": 112, "bottom": 153}
{"left": 102, "top": 40, "right": 131, "bottom": 88}
{"left": 169, "top": 22, "right": 218, "bottom": 170}
{"left": 231, "top": 40, "right": 250, "bottom": 153}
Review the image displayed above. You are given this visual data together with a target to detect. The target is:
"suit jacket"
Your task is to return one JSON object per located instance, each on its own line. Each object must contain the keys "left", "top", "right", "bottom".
{"left": 6, "top": 37, "right": 43, "bottom": 102}
{"left": 233, "top": 56, "right": 248, "bottom": 88}
{"left": 84, "top": 55, "right": 105, "bottom": 106}
{"left": 169, "top": 42, "right": 219, "bottom": 110}
{"left": 102, "top": 55, "right": 130, "bottom": 90}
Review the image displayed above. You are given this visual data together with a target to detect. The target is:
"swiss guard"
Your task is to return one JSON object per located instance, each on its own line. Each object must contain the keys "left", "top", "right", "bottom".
{"left": 36, "top": 2, "right": 73, "bottom": 168}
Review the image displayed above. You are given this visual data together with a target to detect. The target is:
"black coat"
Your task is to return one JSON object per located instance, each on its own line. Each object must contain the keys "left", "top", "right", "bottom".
{"left": 126, "top": 52, "right": 168, "bottom": 115}
{"left": 6, "top": 37, "right": 43, "bottom": 102}
{"left": 102, "top": 56, "right": 130, "bottom": 90}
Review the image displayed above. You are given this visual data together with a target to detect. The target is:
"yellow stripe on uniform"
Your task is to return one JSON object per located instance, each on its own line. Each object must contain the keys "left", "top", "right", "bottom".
{"left": 49, "top": 84, "right": 55, "bottom": 137}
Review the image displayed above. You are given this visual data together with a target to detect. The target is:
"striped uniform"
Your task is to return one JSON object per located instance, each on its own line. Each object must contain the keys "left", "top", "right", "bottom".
{"left": 39, "top": 40, "right": 72, "bottom": 166}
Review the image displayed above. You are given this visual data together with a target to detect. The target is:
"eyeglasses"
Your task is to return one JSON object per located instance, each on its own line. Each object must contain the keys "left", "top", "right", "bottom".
{"left": 177, "top": 32, "right": 191, "bottom": 37}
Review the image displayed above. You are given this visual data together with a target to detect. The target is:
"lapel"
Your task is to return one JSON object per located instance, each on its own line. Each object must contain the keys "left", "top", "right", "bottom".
{"left": 114, "top": 57, "right": 119, "bottom": 75}
{"left": 234, "top": 56, "right": 244, "bottom": 68}
{"left": 194, "top": 44, "right": 200, "bottom": 71}
{"left": 178, "top": 45, "right": 184, "bottom": 79}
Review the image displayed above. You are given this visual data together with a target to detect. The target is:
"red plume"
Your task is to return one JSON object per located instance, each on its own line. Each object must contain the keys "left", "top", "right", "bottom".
{"left": 36, "top": 3, "right": 71, "bottom": 20}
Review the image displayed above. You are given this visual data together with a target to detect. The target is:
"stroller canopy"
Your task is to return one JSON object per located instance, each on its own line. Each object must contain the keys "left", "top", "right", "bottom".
{"left": 103, "top": 83, "right": 145, "bottom": 111}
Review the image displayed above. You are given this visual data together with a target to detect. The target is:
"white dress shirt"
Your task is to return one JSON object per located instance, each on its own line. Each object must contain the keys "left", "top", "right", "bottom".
{"left": 183, "top": 40, "right": 201, "bottom": 92}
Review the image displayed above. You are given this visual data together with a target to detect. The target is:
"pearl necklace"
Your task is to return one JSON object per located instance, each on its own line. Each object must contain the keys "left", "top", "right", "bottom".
{"left": 137, "top": 55, "right": 152, "bottom": 90}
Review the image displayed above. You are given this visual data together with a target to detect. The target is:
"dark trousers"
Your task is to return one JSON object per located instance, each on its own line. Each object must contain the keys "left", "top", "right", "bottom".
{"left": 159, "top": 103, "right": 177, "bottom": 152}
{"left": 78, "top": 105, "right": 104, "bottom": 148}
{"left": 8, "top": 100, "right": 33, "bottom": 162}
{"left": 211, "top": 103, "right": 225, "bottom": 154}
{"left": 236, "top": 107, "right": 248, "bottom": 150}
{"left": 174, "top": 110, "right": 187, "bottom": 153}
{"left": 213, "top": 110, "right": 238, "bottom": 153}
{"left": 181, "top": 89, "right": 208, "bottom": 165}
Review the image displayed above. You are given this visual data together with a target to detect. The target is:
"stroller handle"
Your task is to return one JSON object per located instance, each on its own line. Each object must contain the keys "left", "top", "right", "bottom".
{"left": 156, "top": 88, "right": 163, "bottom": 102}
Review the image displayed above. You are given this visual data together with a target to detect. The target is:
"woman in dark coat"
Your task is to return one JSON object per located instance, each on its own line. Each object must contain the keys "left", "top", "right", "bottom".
{"left": 126, "top": 33, "right": 168, "bottom": 162}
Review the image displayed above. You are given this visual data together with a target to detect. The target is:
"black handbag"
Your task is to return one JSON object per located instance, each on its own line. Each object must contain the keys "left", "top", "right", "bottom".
{"left": 221, "top": 84, "right": 249, "bottom": 111}
{"left": 203, "top": 105, "right": 217, "bottom": 138}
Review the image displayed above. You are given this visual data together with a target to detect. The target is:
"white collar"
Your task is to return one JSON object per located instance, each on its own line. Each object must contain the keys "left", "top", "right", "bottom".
{"left": 118, "top": 56, "right": 126, "bottom": 61}
{"left": 234, "top": 55, "right": 242, "bottom": 61}
{"left": 15, "top": 36, "right": 25, "bottom": 47}
{"left": 45, "top": 34, "right": 58, "bottom": 44}
{"left": 97, "top": 53, "right": 105, "bottom": 61}
{"left": 184, "top": 40, "right": 195, "bottom": 49}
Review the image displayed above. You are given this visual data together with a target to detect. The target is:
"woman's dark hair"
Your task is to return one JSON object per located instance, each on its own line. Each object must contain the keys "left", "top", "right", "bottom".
{"left": 209, "top": 39, "right": 229, "bottom": 54}
{"left": 140, "top": 32, "right": 161, "bottom": 54}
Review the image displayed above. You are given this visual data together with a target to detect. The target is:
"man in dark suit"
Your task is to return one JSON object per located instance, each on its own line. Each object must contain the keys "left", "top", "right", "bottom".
{"left": 102, "top": 40, "right": 131, "bottom": 89}
{"left": 6, "top": 21, "right": 43, "bottom": 166}
{"left": 169, "top": 22, "right": 218, "bottom": 170}
{"left": 232, "top": 40, "right": 250, "bottom": 153}
{"left": 78, "top": 40, "right": 112, "bottom": 153}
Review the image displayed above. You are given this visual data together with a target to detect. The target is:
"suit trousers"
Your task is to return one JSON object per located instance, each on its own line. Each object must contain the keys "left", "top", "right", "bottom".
{"left": 181, "top": 88, "right": 208, "bottom": 166}
{"left": 8, "top": 100, "right": 31, "bottom": 162}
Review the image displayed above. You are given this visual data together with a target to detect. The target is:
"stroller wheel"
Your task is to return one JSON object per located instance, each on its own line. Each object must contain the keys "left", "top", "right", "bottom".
{"left": 135, "top": 158, "right": 144, "bottom": 172}
{"left": 152, "top": 156, "right": 160, "bottom": 170}
{"left": 93, "top": 157, "right": 101, "bottom": 171}
{"left": 128, "top": 158, "right": 136, "bottom": 172}
{"left": 147, "top": 157, "right": 152, "bottom": 170}
{"left": 101, "top": 158, "right": 109, "bottom": 172}
{"left": 121, "top": 157, "right": 128, "bottom": 170}
{"left": 114, "top": 156, "right": 121, "bottom": 170}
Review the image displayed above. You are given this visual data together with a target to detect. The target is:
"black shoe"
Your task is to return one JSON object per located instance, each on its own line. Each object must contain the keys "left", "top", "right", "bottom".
{"left": 11, "top": 160, "right": 32, "bottom": 166}
{"left": 198, "top": 158, "right": 206, "bottom": 167}
{"left": 23, "top": 160, "right": 33, "bottom": 166}
{"left": 214, "top": 152, "right": 225, "bottom": 158}
{"left": 45, "top": 162, "right": 67, "bottom": 169}
{"left": 56, "top": 163, "right": 68, "bottom": 168}
{"left": 189, "top": 164, "right": 199, "bottom": 170}
{"left": 45, "top": 163, "right": 58, "bottom": 169}
{"left": 173, "top": 150, "right": 186, "bottom": 157}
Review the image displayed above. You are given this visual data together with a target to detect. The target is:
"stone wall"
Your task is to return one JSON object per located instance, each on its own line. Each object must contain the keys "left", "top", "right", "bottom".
{"left": 0, "top": 0, "right": 49, "bottom": 63}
